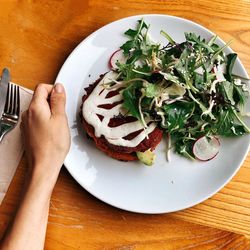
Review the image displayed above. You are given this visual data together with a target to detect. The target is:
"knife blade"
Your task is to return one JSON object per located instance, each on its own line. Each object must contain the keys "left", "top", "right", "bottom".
{"left": 0, "top": 68, "right": 10, "bottom": 117}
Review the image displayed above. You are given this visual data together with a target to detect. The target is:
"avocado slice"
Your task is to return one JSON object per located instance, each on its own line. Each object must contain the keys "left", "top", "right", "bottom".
{"left": 136, "top": 149, "right": 156, "bottom": 166}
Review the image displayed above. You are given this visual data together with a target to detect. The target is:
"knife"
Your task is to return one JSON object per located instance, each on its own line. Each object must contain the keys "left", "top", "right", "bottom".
{"left": 0, "top": 68, "right": 10, "bottom": 117}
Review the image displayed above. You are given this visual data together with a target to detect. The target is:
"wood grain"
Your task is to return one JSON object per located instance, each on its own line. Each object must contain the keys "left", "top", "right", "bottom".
{"left": 1, "top": 161, "right": 250, "bottom": 249}
{"left": 0, "top": 0, "right": 250, "bottom": 249}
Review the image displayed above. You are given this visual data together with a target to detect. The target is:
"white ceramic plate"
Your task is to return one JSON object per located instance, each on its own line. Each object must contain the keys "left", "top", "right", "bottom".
{"left": 56, "top": 14, "right": 250, "bottom": 214}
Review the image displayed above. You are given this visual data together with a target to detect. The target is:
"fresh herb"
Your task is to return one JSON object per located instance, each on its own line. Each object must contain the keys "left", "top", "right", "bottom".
{"left": 122, "top": 81, "right": 142, "bottom": 121}
{"left": 112, "top": 19, "right": 250, "bottom": 160}
{"left": 225, "top": 53, "right": 237, "bottom": 81}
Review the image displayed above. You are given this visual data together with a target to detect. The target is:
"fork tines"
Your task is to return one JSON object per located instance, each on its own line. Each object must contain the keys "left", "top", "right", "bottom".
{"left": 0, "top": 83, "right": 20, "bottom": 142}
{"left": 4, "top": 83, "right": 20, "bottom": 120}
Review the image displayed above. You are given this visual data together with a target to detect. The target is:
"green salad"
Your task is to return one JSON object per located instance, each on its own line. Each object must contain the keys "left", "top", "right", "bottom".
{"left": 108, "top": 19, "right": 250, "bottom": 161}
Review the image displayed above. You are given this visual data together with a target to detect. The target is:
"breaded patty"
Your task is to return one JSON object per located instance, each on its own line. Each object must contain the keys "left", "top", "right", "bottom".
{"left": 81, "top": 74, "right": 163, "bottom": 161}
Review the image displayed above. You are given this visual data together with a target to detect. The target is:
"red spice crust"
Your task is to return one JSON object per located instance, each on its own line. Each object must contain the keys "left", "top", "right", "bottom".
{"left": 80, "top": 74, "right": 163, "bottom": 161}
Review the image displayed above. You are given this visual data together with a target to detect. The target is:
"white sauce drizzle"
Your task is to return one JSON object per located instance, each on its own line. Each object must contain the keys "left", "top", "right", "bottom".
{"left": 82, "top": 71, "right": 156, "bottom": 147}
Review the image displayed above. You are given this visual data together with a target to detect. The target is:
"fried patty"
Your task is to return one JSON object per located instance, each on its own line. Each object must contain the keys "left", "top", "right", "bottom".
{"left": 80, "top": 74, "right": 163, "bottom": 161}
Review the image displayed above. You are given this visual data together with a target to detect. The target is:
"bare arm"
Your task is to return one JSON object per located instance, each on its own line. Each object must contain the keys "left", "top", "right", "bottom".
{"left": 0, "top": 83, "right": 70, "bottom": 250}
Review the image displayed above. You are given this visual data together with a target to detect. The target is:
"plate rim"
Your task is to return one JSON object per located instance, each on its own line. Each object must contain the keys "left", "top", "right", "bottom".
{"left": 56, "top": 14, "right": 250, "bottom": 214}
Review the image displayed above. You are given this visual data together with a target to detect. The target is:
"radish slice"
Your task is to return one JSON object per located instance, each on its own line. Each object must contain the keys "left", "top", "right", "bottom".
{"left": 193, "top": 136, "right": 220, "bottom": 161}
{"left": 109, "top": 49, "right": 126, "bottom": 69}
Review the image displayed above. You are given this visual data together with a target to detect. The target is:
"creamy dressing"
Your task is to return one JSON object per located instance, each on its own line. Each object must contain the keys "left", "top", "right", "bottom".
{"left": 82, "top": 71, "right": 156, "bottom": 147}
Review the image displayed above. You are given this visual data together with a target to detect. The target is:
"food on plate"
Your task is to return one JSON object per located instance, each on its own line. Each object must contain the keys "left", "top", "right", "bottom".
{"left": 192, "top": 135, "right": 220, "bottom": 161}
{"left": 136, "top": 149, "right": 156, "bottom": 166}
{"left": 81, "top": 19, "right": 249, "bottom": 164}
{"left": 81, "top": 72, "right": 163, "bottom": 161}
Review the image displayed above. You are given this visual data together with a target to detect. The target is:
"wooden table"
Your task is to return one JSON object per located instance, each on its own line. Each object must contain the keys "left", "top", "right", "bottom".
{"left": 0, "top": 0, "right": 250, "bottom": 249}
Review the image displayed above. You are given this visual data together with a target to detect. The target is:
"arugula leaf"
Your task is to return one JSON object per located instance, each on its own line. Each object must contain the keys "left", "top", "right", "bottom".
{"left": 138, "top": 19, "right": 148, "bottom": 30}
{"left": 185, "top": 32, "right": 202, "bottom": 43}
{"left": 124, "top": 29, "right": 138, "bottom": 38}
{"left": 185, "top": 32, "right": 214, "bottom": 53}
{"left": 215, "top": 108, "right": 246, "bottom": 136}
{"left": 117, "top": 62, "right": 136, "bottom": 80}
{"left": 127, "top": 49, "right": 142, "bottom": 64}
{"left": 194, "top": 72, "right": 203, "bottom": 89}
{"left": 172, "top": 134, "right": 196, "bottom": 159}
{"left": 233, "top": 83, "right": 248, "bottom": 106}
{"left": 120, "top": 19, "right": 149, "bottom": 55}
{"left": 134, "top": 64, "right": 152, "bottom": 75}
{"left": 163, "top": 102, "right": 195, "bottom": 131}
{"left": 222, "top": 81, "right": 235, "bottom": 105}
{"left": 175, "top": 48, "right": 198, "bottom": 93}
{"left": 122, "top": 82, "right": 142, "bottom": 120}
{"left": 225, "top": 53, "right": 237, "bottom": 81}
{"left": 120, "top": 40, "right": 136, "bottom": 54}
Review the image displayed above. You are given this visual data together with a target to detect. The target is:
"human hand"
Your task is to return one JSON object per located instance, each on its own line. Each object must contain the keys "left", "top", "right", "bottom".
{"left": 0, "top": 84, "right": 70, "bottom": 250}
{"left": 22, "top": 83, "right": 70, "bottom": 182}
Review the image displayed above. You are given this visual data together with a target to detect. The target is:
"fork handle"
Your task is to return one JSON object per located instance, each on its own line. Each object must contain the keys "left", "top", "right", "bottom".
{"left": 0, "top": 122, "right": 12, "bottom": 142}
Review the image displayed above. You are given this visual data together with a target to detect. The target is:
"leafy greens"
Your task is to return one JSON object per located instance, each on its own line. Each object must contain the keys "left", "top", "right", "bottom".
{"left": 108, "top": 19, "right": 250, "bottom": 160}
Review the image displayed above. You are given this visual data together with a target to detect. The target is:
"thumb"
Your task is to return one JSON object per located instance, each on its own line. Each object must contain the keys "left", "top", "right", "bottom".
{"left": 50, "top": 83, "right": 66, "bottom": 116}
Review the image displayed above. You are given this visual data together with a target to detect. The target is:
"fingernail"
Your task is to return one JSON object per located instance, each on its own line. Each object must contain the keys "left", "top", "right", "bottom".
{"left": 54, "top": 84, "right": 64, "bottom": 93}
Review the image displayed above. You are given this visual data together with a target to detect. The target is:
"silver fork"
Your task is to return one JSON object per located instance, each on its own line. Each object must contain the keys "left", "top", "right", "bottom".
{"left": 0, "top": 83, "right": 20, "bottom": 142}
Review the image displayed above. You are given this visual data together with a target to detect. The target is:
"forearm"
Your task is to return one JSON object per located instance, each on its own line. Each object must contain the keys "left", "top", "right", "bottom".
{"left": 1, "top": 164, "right": 59, "bottom": 250}
{"left": 1, "top": 83, "right": 69, "bottom": 250}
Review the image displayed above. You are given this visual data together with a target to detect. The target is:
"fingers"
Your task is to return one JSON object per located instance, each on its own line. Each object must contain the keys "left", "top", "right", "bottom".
{"left": 27, "top": 84, "right": 53, "bottom": 118}
{"left": 32, "top": 84, "right": 53, "bottom": 104}
{"left": 50, "top": 83, "right": 66, "bottom": 117}
{"left": 28, "top": 83, "right": 66, "bottom": 118}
